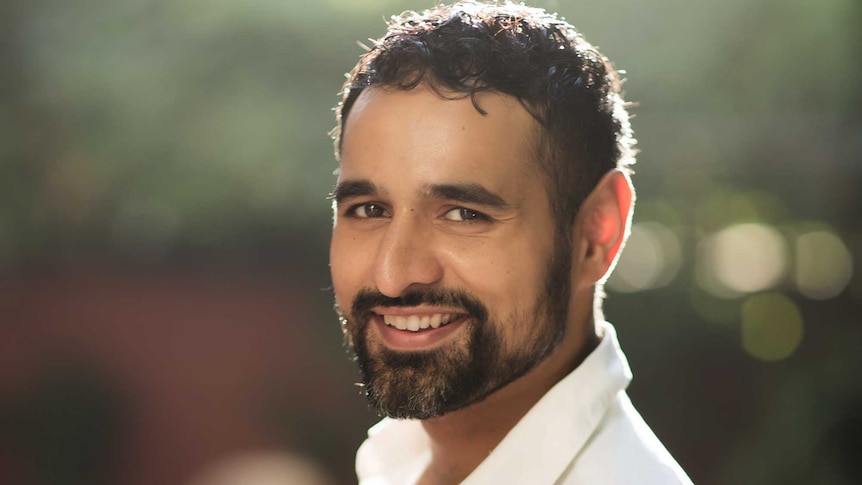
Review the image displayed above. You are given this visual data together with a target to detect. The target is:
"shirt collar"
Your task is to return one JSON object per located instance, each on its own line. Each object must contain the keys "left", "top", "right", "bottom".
{"left": 356, "top": 321, "right": 632, "bottom": 484}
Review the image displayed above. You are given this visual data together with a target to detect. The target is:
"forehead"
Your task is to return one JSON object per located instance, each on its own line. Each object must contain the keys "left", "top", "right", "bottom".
{"left": 339, "top": 85, "right": 541, "bottom": 190}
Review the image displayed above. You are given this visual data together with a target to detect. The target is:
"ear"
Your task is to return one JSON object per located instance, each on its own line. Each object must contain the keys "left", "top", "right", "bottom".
{"left": 573, "top": 169, "right": 634, "bottom": 287}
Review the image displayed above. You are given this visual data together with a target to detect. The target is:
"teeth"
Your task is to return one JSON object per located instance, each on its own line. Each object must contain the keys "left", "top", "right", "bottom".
{"left": 382, "top": 313, "right": 459, "bottom": 332}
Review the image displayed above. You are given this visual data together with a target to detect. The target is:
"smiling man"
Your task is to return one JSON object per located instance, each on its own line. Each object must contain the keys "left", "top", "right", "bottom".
{"left": 329, "top": 2, "right": 693, "bottom": 484}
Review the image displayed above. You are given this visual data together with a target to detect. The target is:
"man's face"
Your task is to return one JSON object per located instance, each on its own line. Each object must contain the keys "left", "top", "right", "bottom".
{"left": 330, "top": 85, "right": 571, "bottom": 419}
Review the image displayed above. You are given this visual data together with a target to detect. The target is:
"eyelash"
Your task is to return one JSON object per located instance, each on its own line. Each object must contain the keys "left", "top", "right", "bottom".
{"left": 344, "top": 202, "right": 389, "bottom": 219}
{"left": 443, "top": 207, "right": 491, "bottom": 223}
{"left": 343, "top": 203, "right": 491, "bottom": 223}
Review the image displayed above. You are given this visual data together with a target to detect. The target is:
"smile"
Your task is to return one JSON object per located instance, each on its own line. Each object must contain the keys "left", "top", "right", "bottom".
{"left": 382, "top": 313, "right": 461, "bottom": 332}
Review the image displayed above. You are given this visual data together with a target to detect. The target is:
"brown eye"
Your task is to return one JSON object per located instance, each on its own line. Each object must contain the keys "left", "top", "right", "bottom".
{"left": 443, "top": 207, "right": 488, "bottom": 222}
{"left": 354, "top": 203, "right": 387, "bottom": 218}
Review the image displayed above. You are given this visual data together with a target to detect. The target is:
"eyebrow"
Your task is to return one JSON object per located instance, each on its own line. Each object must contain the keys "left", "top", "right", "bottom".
{"left": 331, "top": 179, "right": 378, "bottom": 203}
{"left": 331, "top": 179, "right": 509, "bottom": 209}
{"left": 426, "top": 183, "right": 509, "bottom": 209}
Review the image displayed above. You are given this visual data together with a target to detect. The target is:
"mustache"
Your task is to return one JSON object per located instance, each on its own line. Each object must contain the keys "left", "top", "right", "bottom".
{"left": 351, "top": 288, "right": 489, "bottom": 321}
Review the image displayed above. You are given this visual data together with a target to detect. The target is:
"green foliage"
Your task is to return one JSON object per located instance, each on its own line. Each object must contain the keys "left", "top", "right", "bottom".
{"left": 1, "top": 0, "right": 858, "bottom": 265}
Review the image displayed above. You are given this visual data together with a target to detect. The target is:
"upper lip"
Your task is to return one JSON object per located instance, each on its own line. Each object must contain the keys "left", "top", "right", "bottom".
{"left": 372, "top": 306, "right": 466, "bottom": 317}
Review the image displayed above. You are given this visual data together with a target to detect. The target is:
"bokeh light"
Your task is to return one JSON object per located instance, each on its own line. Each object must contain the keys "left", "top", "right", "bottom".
{"left": 186, "top": 451, "right": 333, "bottom": 485}
{"left": 696, "top": 223, "right": 789, "bottom": 298}
{"left": 608, "top": 221, "right": 682, "bottom": 292}
{"left": 741, "top": 292, "right": 804, "bottom": 362}
{"left": 689, "top": 285, "right": 741, "bottom": 325}
{"left": 1, "top": 0, "right": 859, "bottom": 484}
{"left": 795, "top": 230, "right": 853, "bottom": 300}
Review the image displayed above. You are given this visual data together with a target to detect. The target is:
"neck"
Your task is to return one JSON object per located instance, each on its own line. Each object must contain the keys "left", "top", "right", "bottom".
{"left": 417, "top": 290, "right": 600, "bottom": 485}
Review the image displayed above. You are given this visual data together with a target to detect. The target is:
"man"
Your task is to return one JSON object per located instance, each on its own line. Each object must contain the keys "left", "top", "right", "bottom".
{"left": 329, "top": 1, "right": 693, "bottom": 484}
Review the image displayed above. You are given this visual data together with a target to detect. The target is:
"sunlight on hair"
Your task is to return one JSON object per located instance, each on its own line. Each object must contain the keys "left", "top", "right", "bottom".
{"left": 795, "top": 231, "right": 853, "bottom": 300}
{"left": 741, "top": 292, "right": 804, "bottom": 362}
{"left": 696, "top": 223, "right": 788, "bottom": 298}
{"left": 607, "top": 222, "right": 681, "bottom": 292}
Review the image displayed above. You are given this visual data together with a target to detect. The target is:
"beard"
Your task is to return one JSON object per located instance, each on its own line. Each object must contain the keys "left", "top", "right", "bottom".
{"left": 340, "top": 238, "right": 572, "bottom": 420}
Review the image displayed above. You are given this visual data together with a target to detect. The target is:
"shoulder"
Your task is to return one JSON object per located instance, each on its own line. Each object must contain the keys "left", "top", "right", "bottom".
{"left": 356, "top": 419, "right": 431, "bottom": 485}
{"left": 559, "top": 392, "right": 694, "bottom": 485}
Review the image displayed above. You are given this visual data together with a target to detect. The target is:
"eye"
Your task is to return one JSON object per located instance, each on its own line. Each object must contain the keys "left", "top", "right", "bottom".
{"left": 443, "top": 207, "right": 489, "bottom": 222}
{"left": 349, "top": 202, "right": 389, "bottom": 219}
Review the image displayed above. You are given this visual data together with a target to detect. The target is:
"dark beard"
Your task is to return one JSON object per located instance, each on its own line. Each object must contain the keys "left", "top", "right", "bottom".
{"left": 342, "top": 241, "right": 571, "bottom": 419}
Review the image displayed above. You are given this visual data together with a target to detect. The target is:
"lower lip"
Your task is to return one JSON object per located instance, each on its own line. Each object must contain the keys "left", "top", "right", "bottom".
{"left": 373, "top": 315, "right": 468, "bottom": 350}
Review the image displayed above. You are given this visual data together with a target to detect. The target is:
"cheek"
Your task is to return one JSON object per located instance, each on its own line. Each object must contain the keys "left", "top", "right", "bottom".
{"left": 330, "top": 231, "right": 369, "bottom": 310}
{"left": 444, "top": 238, "right": 550, "bottom": 311}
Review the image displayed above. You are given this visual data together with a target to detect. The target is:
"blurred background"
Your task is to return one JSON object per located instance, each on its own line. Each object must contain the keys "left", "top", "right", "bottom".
{"left": 0, "top": 0, "right": 859, "bottom": 484}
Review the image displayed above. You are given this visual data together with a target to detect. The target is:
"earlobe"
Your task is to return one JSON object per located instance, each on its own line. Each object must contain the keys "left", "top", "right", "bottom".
{"left": 578, "top": 169, "right": 634, "bottom": 282}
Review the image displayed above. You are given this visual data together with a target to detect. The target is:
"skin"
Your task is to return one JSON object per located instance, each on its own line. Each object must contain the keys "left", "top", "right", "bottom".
{"left": 330, "top": 84, "right": 633, "bottom": 485}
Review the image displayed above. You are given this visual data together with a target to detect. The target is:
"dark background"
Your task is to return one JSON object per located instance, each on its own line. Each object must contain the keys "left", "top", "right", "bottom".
{"left": 1, "top": 0, "right": 860, "bottom": 484}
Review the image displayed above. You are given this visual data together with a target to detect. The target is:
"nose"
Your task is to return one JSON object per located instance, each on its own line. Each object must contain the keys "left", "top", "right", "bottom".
{"left": 371, "top": 213, "right": 444, "bottom": 298}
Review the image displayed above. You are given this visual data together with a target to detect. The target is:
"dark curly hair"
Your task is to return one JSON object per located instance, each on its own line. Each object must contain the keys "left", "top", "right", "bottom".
{"left": 333, "top": 0, "right": 635, "bottom": 234}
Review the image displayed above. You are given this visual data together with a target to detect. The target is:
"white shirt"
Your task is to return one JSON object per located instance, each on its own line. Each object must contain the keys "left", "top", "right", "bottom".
{"left": 355, "top": 321, "right": 694, "bottom": 484}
